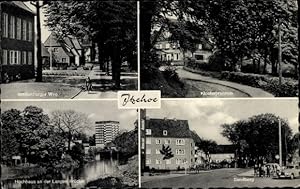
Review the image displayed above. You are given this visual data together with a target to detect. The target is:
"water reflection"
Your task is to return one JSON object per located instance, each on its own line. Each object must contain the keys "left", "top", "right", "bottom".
{"left": 1, "top": 158, "right": 119, "bottom": 189}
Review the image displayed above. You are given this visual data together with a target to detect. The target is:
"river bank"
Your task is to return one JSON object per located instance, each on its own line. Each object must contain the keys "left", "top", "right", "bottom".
{"left": 85, "top": 155, "right": 138, "bottom": 188}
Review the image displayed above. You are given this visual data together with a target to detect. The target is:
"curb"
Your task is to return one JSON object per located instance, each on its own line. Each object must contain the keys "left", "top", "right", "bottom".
{"left": 71, "top": 88, "right": 84, "bottom": 99}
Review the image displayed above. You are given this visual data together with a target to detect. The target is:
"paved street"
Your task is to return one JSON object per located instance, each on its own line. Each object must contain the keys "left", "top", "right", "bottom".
{"left": 176, "top": 67, "right": 274, "bottom": 98}
{"left": 1, "top": 67, "right": 138, "bottom": 99}
{"left": 142, "top": 168, "right": 299, "bottom": 188}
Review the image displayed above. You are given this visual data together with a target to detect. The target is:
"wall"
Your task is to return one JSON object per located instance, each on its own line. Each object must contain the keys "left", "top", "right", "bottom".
{"left": 145, "top": 137, "right": 195, "bottom": 170}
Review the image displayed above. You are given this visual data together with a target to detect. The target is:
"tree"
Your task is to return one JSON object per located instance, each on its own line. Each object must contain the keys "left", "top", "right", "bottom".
{"left": 51, "top": 110, "right": 92, "bottom": 151}
{"left": 1, "top": 106, "right": 65, "bottom": 167}
{"left": 1, "top": 109, "right": 22, "bottom": 165}
{"left": 221, "top": 113, "right": 293, "bottom": 166}
{"left": 44, "top": 1, "right": 137, "bottom": 88}
{"left": 113, "top": 127, "right": 138, "bottom": 159}
{"left": 69, "top": 143, "right": 85, "bottom": 165}
{"left": 160, "top": 144, "right": 174, "bottom": 169}
{"left": 30, "top": 1, "right": 46, "bottom": 82}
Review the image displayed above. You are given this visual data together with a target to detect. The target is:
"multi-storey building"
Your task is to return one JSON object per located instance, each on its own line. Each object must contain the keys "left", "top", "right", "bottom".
{"left": 1, "top": 1, "right": 35, "bottom": 82}
{"left": 95, "top": 121, "right": 120, "bottom": 148}
{"left": 142, "top": 117, "right": 196, "bottom": 170}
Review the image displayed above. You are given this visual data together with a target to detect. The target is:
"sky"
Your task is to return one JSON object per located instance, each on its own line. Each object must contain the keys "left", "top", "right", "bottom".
{"left": 146, "top": 99, "right": 298, "bottom": 144}
{"left": 1, "top": 100, "right": 137, "bottom": 135}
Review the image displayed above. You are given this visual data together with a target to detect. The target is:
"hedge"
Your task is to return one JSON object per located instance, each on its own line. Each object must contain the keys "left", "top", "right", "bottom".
{"left": 221, "top": 71, "right": 298, "bottom": 97}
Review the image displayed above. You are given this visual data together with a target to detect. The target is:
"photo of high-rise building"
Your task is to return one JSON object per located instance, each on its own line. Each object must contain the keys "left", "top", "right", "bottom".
{"left": 95, "top": 121, "right": 120, "bottom": 148}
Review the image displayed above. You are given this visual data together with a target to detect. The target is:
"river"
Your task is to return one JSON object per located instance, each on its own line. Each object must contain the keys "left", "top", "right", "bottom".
{"left": 1, "top": 158, "right": 119, "bottom": 189}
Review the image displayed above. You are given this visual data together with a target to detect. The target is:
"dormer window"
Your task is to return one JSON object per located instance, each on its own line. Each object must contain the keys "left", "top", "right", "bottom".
{"left": 146, "top": 129, "right": 151, "bottom": 135}
{"left": 163, "top": 130, "right": 167, "bottom": 136}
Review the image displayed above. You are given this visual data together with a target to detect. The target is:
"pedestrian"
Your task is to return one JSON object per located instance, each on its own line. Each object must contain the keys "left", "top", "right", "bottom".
{"left": 262, "top": 164, "right": 267, "bottom": 177}
{"left": 266, "top": 165, "right": 270, "bottom": 177}
{"left": 254, "top": 164, "right": 258, "bottom": 177}
{"left": 85, "top": 76, "right": 93, "bottom": 93}
{"left": 259, "top": 164, "right": 263, "bottom": 177}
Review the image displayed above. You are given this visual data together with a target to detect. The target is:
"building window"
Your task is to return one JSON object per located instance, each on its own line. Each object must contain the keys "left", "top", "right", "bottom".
{"left": 16, "top": 17, "right": 21, "bottom": 40}
{"left": 3, "top": 13, "right": 9, "bottom": 38}
{"left": 165, "top": 139, "right": 171, "bottom": 145}
{"left": 146, "top": 129, "right": 151, "bottom": 135}
{"left": 165, "top": 43, "right": 170, "bottom": 49}
{"left": 141, "top": 120, "right": 145, "bottom": 130}
{"left": 16, "top": 51, "right": 21, "bottom": 64}
{"left": 198, "top": 44, "right": 203, "bottom": 50}
{"left": 155, "top": 149, "right": 160, "bottom": 154}
{"left": 146, "top": 159, "right": 151, "bottom": 165}
{"left": 53, "top": 48, "right": 59, "bottom": 53}
{"left": 195, "top": 55, "right": 204, "bottom": 60}
{"left": 155, "top": 159, "right": 161, "bottom": 165}
{"left": 22, "top": 19, "right": 27, "bottom": 40}
{"left": 163, "top": 130, "right": 168, "bottom": 136}
{"left": 166, "top": 159, "right": 171, "bottom": 164}
{"left": 141, "top": 138, "right": 145, "bottom": 149}
{"left": 28, "top": 21, "right": 32, "bottom": 41}
{"left": 22, "top": 51, "right": 27, "bottom": 64}
{"left": 62, "top": 58, "right": 67, "bottom": 63}
{"left": 9, "top": 51, "right": 14, "bottom": 64}
{"left": 176, "top": 159, "right": 181, "bottom": 165}
{"left": 176, "top": 149, "right": 185, "bottom": 155}
{"left": 10, "top": 16, "right": 15, "bottom": 39}
{"left": 146, "top": 138, "right": 151, "bottom": 144}
{"left": 146, "top": 149, "right": 151, "bottom": 155}
{"left": 28, "top": 51, "right": 32, "bottom": 65}
{"left": 2, "top": 50, "right": 8, "bottom": 65}
{"left": 176, "top": 139, "right": 185, "bottom": 146}
{"left": 156, "top": 139, "right": 161, "bottom": 145}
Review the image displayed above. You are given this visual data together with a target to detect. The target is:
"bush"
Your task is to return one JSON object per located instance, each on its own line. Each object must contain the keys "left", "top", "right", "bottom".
{"left": 221, "top": 71, "right": 298, "bottom": 97}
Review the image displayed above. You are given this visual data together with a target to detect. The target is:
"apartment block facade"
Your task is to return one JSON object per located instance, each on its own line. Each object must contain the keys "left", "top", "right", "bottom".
{"left": 95, "top": 121, "right": 120, "bottom": 148}
{"left": 142, "top": 117, "right": 196, "bottom": 170}
{"left": 1, "top": 1, "right": 35, "bottom": 82}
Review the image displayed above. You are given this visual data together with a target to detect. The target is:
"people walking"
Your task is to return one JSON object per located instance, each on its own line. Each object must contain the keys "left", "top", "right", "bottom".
{"left": 85, "top": 76, "right": 93, "bottom": 93}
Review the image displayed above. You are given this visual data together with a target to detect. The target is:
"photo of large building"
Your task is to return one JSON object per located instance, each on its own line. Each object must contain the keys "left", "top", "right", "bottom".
{"left": 95, "top": 121, "right": 120, "bottom": 148}
{"left": 142, "top": 117, "right": 196, "bottom": 170}
{"left": 1, "top": 1, "right": 35, "bottom": 82}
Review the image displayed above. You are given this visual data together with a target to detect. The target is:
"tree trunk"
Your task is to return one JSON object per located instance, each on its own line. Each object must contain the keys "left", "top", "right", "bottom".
{"left": 263, "top": 52, "right": 268, "bottom": 74}
{"left": 298, "top": 0, "right": 300, "bottom": 157}
{"left": 253, "top": 59, "right": 256, "bottom": 73}
{"left": 35, "top": 2, "right": 43, "bottom": 82}
{"left": 257, "top": 58, "right": 261, "bottom": 74}
{"left": 140, "top": 1, "right": 156, "bottom": 65}
{"left": 68, "top": 132, "right": 72, "bottom": 151}
{"left": 112, "top": 46, "right": 121, "bottom": 89}
{"left": 98, "top": 42, "right": 104, "bottom": 71}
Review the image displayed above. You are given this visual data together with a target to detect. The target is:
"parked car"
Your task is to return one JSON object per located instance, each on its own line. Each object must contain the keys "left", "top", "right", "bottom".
{"left": 275, "top": 165, "right": 300, "bottom": 179}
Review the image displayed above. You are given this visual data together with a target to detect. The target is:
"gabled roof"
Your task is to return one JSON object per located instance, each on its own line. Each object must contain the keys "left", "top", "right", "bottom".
{"left": 145, "top": 118, "right": 192, "bottom": 138}
{"left": 44, "top": 33, "right": 61, "bottom": 47}
{"left": 44, "top": 32, "right": 81, "bottom": 57}
{"left": 3, "top": 2, "right": 35, "bottom": 14}
{"left": 41, "top": 43, "right": 50, "bottom": 57}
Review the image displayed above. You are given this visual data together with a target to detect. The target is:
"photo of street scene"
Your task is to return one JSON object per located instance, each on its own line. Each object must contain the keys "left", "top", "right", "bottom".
{"left": 1, "top": 101, "right": 138, "bottom": 189}
{"left": 1, "top": 1, "right": 137, "bottom": 99}
{"left": 141, "top": 99, "right": 300, "bottom": 188}
{"left": 141, "top": 0, "right": 298, "bottom": 98}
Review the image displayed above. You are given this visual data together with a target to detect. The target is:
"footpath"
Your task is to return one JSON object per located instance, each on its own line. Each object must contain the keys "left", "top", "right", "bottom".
{"left": 179, "top": 67, "right": 274, "bottom": 97}
{"left": 73, "top": 69, "right": 138, "bottom": 99}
